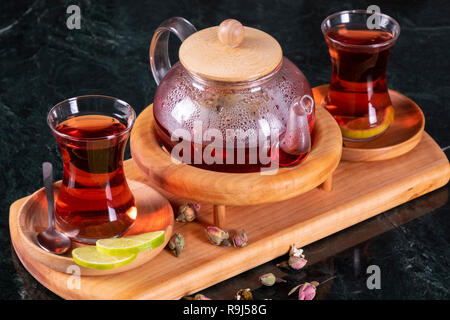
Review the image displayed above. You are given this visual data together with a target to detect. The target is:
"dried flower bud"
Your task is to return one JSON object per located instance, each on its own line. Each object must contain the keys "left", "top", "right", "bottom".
{"left": 232, "top": 229, "right": 248, "bottom": 248}
{"left": 168, "top": 232, "right": 184, "bottom": 257}
{"left": 205, "top": 226, "right": 230, "bottom": 246}
{"left": 288, "top": 256, "right": 307, "bottom": 270}
{"left": 194, "top": 294, "right": 211, "bottom": 300}
{"left": 259, "top": 273, "right": 276, "bottom": 286}
{"left": 183, "top": 293, "right": 211, "bottom": 300}
{"left": 259, "top": 273, "right": 286, "bottom": 286}
{"left": 298, "top": 282, "right": 316, "bottom": 300}
{"left": 235, "top": 288, "right": 253, "bottom": 300}
{"left": 176, "top": 203, "right": 199, "bottom": 222}
{"left": 289, "top": 244, "right": 305, "bottom": 258}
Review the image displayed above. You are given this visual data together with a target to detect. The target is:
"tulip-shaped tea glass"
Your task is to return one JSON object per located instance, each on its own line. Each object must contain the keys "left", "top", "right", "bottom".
{"left": 48, "top": 95, "right": 136, "bottom": 244}
{"left": 322, "top": 10, "right": 400, "bottom": 141}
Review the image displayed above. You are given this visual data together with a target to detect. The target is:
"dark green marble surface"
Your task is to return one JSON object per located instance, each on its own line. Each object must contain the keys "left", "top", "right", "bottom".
{"left": 0, "top": 0, "right": 449, "bottom": 299}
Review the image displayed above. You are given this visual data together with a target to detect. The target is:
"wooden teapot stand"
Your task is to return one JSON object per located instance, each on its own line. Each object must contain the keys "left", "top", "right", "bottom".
{"left": 131, "top": 97, "right": 342, "bottom": 229}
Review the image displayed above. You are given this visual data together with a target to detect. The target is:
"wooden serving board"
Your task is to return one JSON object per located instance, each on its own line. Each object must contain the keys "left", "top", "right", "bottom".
{"left": 9, "top": 132, "right": 449, "bottom": 299}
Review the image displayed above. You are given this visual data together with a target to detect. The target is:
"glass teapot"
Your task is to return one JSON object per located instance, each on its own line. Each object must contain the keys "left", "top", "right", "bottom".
{"left": 150, "top": 18, "right": 315, "bottom": 173}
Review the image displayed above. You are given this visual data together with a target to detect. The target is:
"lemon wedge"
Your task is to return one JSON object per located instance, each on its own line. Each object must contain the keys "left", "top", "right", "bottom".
{"left": 340, "top": 106, "right": 394, "bottom": 140}
{"left": 72, "top": 246, "right": 136, "bottom": 270}
{"left": 96, "top": 231, "right": 165, "bottom": 256}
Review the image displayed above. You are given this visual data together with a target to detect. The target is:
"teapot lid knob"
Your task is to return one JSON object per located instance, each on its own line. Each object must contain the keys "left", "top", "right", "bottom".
{"left": 218, "top": 19, "right": 245, "bottom": 48}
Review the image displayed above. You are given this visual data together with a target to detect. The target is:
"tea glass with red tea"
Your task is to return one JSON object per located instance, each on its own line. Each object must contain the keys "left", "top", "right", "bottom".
{"left": 47, "top": 95, "right": 136, "bottom": 244}
{"left": 321, "top": 10, "right": 400, "bottom": 141}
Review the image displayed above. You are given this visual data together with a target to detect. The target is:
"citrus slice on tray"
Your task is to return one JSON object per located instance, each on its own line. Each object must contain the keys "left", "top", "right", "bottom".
{"left": 72, "top": 246, "right": 136, "bottom": 270}
{"left": 340, "top": 106, "right": 394, "bottom": 140}
{"left": 96, "top": 231, "right": 165, "bottom": 256}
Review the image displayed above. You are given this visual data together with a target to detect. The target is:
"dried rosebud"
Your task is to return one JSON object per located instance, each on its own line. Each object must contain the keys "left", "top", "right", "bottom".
{"left": 298, "top": 282, "right": 316, "bottom": 300}
{"left": 168, "top": 232, "right": 184, "bottom": 257}
{"left": 288, "top": 281, "right": 319, "bottom": 296}
{"left": 289, "top": 244, "right": 305, "bottom": 258}
{"left": 176, "top": 203, "right": 199, "bottom": 222}
{"left": 259, "top": 273, "right": 276, "bottom": 286}
{"left": 194, "top": 294, "right": 211, "bottom": 300}
{"left": 235, "top": 288, "right": 253, "bottom": 300}
{"left": 310, "top": 281, "right": 319, "bottom": 287}
{"left": 192, "top": 203, "right": 201, "bottom": 212}
{"left": 232, "top": 229, "right": 248, "bottom": 248}
{"left": 183, "top": 293, "right": 211, "bottom": 300}
{"left": 288, "top": 256, "right": 307, "bottom": 270}
{"left": 259, "top": 273, "right": 286, "bottom": 286}
{"left": 205, "top": 226, "right": 230, "bottom": 246}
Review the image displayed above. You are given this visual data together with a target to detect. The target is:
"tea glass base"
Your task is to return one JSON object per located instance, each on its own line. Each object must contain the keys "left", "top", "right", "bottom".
{"left": 56, "top": 222, "right": 134, "bottom": 245}
{"left": 342, "top": 133, "right": 383, "bottom": 143}
{"left": 66, "top": 233, "right": 120, "bottom": 245}
{"left": 342, "top": 124, "right": 392, "bottom": 143}
{"left": 67, "top": 231, "right": 128, "bottom": 245}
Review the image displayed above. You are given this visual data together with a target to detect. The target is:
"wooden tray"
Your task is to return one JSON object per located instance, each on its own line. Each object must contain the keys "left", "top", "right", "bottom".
{"left": 10, "top": 180, "right": 174, "bottom": 276}
{"left": 131, "top": 103, "right": 342, "bottom": 227}
{"left": 313, "top": 85, "right": 425, "bottom": 162}
{"left": 9, "top": 131, "right": 449, "bottom": 299}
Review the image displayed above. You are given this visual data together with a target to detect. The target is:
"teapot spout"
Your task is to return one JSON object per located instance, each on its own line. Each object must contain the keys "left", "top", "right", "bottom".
{"left": 280, "top": 95, "right": 313, "bottom": 155}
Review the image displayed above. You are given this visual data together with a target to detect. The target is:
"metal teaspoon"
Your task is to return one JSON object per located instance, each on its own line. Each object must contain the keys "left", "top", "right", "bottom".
{"left": 37, "top": 162, "right": 71, "bottom": 254}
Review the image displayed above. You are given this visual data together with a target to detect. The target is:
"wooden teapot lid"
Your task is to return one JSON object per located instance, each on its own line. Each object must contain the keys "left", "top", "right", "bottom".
{"left": 179, "top": 19, "right": 282, "bottom": 82}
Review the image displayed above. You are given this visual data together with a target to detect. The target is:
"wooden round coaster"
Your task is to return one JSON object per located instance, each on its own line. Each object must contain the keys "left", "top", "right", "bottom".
{"left": 10, "top": 180, "right": 174, "bottom": 276}
{"left": 312, "top": 85, "right": 425, "bottom": 162}
{"left": 130, "top": 104, "right": 342, "bottom": 207}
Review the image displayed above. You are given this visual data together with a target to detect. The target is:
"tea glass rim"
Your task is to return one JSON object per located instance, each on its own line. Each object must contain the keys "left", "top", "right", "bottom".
{"left": 47, "top": 94, "right": 136, "bottom": 142}
{"left": 321, "top": 9, "right": 401, "bottom": 50}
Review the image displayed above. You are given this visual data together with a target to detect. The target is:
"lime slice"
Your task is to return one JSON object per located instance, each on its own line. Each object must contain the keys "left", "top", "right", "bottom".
{"left": 340, "top": 106, "right": 394, "bottom": 140}
{"left": 96, "top": 231, "right": 165, "bottom": 256}
{"left": 72, "top": 246, "right": 136, "bottom": 270}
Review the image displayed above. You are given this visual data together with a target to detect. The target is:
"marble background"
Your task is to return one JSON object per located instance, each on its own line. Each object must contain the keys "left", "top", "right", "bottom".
{"left": 0, "top": 0, "right": 449, "bottom": 299}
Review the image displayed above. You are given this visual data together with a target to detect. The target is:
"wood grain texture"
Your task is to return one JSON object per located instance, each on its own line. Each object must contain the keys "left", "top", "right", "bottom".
{"left": 217, "top": 19, "right": 245, "bottom": 48}
{"left": 313, "top": 84, "right": 425, "bottom": 162}
{"left": 10, "top": 180, "right": 174, "bottom": 277}
{"left": 9, "top": 131, "right": 449, "bottom": 299}
{"left": 130, "top": 104, "right": 342, "bottom": 206}
{"left": 179, "top": 26, "right": 282, "bottom": 82}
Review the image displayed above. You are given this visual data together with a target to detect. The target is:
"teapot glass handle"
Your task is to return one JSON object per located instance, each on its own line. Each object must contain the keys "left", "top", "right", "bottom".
{"left": 279, "top": 95, "right": 314, "bottom": 155}
{"left": 150, "top": 17, "right": 197, "bottom": 85}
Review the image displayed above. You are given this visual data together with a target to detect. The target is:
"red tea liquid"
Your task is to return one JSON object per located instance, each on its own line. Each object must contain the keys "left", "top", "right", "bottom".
{"left": 54, "top": 115, "right": 135, "bottom": 243}
{"left": 325, "top": 26, "right": 395, "bottom": 140}
{"left": 154, "top": 121, "right": 310, "bottom": 173}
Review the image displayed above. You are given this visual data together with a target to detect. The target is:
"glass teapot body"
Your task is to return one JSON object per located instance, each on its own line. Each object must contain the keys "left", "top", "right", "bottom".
{"left": 151, "top": 18, "right": 315, "bottom": 173}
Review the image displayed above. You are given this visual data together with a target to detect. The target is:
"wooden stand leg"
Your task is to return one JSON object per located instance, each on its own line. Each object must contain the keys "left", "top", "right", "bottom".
{"left": 213, "top": 205, "right": 226, "bottom": 228}
{"left": 320, "top": 174, "right": 333, "bottom": 191}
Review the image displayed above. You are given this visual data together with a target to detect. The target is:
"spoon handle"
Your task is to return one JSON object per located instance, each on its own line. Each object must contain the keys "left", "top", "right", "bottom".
{"left": 42, "top": 162, "right": 55, "bottom": 228}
